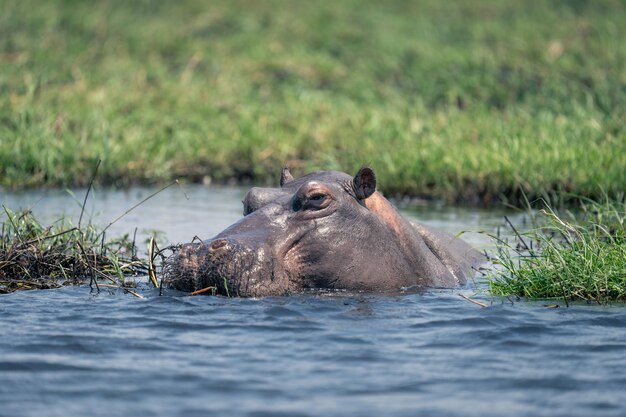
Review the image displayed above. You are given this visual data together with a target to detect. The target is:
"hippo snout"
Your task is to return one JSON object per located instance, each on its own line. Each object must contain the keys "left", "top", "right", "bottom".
{"left": 164, "top": 238, "right": 253, "bottom": 296}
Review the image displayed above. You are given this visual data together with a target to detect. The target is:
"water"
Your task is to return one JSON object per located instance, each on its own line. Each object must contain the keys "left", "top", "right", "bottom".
{"left": 1, "top": 186, "right": 625, "bottom": 417}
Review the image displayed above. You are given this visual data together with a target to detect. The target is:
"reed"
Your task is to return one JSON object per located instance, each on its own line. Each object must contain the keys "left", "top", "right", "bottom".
{"left": 0, "top": 206, "right": 149, "bottom": 294}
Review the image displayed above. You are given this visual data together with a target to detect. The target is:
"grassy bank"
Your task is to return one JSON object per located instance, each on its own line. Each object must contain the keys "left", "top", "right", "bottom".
{"left": 486, "top": 198, "right": 626, "bottom": 304}
{"left": 1, "top": 0, "right": 624, "bottom": 202}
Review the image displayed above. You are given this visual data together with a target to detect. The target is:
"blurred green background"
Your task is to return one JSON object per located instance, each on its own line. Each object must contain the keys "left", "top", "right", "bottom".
{"left": 1, "top": 0, "right": 624, "bottom": 203}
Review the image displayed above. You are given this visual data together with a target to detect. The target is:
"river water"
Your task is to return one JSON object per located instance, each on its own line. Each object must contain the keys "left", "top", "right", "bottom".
{"left": 1, "top": 186, "right": 625, "bottom": 417}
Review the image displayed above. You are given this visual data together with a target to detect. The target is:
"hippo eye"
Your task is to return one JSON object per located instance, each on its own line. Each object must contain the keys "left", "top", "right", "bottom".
{"left": 293, "top": 184, "right": 333, "bottom": 214}
{"left": 302, "top": 193, "right": 330, "bottom": 210}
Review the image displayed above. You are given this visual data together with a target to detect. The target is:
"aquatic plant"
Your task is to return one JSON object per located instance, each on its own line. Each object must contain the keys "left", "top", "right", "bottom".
{"left": 486, "top": 198, "right": 626, "bottom": 304}
{"left": 0, "top": 206, "right": 149, "bottom": 295}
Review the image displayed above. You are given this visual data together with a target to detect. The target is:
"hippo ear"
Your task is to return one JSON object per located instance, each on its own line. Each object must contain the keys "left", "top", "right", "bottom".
{"left": 280, "top": 167, "right": 294, "bottom": 187}
{"left": 353, "top": 167, "right": 376, "bottom": 200}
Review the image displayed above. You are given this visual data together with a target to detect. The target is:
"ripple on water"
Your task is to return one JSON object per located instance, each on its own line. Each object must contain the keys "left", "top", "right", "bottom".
{"left": 2, "top": 285, "right": 626, "bottom": 417}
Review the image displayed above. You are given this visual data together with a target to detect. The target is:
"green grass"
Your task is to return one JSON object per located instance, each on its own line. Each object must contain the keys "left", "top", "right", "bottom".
{"left": 486, "top": 197, "right": 626, "bottom": 304}
{"left": 1, "top": 0, "right": 625, "bottom": 202}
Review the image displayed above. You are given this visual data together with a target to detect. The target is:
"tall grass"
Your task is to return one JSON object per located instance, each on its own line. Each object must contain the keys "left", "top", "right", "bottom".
{"left": 486, "top": 197, "right": 626, "bottom": 304}
{"left": 0, "top": 0, "right": 624, "bottom": 202}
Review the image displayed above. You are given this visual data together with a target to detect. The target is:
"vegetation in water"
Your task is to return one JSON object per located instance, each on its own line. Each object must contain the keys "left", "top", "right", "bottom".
{"left": 1, "top": 0, "right": 625, "bottom": 203}
{"left": 485, "top": 198, "right": 626, "bottom": 304}
{"left": 0, "top": 206, "right": 151, "bottom": 294}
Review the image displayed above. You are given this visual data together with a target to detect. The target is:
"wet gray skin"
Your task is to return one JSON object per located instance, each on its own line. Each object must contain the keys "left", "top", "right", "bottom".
{"left": 165, "top": 167, "right": 482, "bottom": 296}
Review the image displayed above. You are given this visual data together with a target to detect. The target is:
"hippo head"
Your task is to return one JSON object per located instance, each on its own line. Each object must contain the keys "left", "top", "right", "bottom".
{"left": 165, "top": 167, "right": 477, "bottom": 296}
{"left": 168, "top": 168, "right": 401, "bottom": 296}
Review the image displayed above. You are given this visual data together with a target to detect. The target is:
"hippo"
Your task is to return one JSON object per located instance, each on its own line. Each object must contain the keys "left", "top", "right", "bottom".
{"left": 164, "top": 167, "right": 481, "bottom": 296}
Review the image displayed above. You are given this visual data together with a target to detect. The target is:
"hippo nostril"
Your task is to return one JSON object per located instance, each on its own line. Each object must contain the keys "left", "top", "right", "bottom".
{"left": 209, "top": 239, "right": 230, "bottom": 252}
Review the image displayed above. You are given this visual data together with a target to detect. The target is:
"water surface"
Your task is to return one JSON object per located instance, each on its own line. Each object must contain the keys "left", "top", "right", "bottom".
{"left": 1, "top": 186, "right": 624, "bottom": 417}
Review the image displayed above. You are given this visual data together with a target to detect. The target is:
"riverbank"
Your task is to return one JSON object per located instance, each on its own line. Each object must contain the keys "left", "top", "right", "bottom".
{"left": 1, "top": 0, "right": 624, "bottom": 203}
